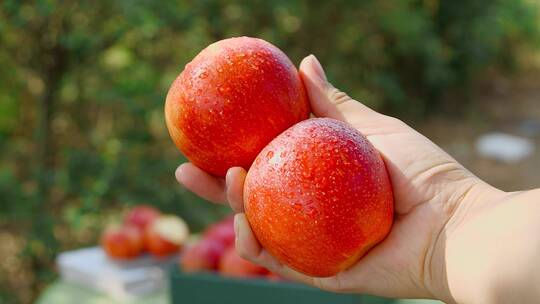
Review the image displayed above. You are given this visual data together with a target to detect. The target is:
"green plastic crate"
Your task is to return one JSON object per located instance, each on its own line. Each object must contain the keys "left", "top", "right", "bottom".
{"left": 170, "top": 267, "right": 395, "bottom": 304}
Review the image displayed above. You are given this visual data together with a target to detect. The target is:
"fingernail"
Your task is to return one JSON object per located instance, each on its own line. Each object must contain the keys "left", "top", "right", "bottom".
{"left": 175, "top": 165, "right": 184, "bottom": 183}
{"left": 226, "top": 166, "right": 239, "bottom": 187}
{"left": 309, "top": 54, "right": 327, "bottom": 81}
{"left": 225, "top": 168, "right": 233, "bottom": 191}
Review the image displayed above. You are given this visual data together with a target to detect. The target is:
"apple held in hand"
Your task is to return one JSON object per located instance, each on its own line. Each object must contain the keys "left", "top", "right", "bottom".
{"left": 244, "top": 118, "right": 394, "bottom": 277}
{"left": 219, "top": 247, "right": 268, "bottom": 278}
{"left": 165, "top": 36, "right": 310, "bottom": 176}
{"left": 144, "top": 215, "right": 189, "bottom": 257}
{"left": 124, "top": 205, "right": 160, "bottom": 232}
{"left": 101, "top": 225, "right": 143, "bottom": 260}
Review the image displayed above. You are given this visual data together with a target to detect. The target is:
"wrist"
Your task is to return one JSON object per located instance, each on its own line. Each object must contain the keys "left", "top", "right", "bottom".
{"left": 440, "top": 186, "right": 540, "bottom": 304}
{"left": 428, "top": 179, "right": 508, "bottom": 304}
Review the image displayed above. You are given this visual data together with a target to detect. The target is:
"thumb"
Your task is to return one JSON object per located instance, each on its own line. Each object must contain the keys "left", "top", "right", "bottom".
{"left": 299, "top": 55, "right": 383, "bottom": 124}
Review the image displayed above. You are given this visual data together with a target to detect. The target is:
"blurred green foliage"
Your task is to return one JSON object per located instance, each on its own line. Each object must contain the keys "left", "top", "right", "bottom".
{"left": 0, "top": 0, "right": 538, "bottom": 303}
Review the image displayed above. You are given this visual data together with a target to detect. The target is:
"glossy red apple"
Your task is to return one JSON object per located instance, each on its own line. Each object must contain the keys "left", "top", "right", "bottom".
{"left": 101, "top": 225, "right": 143, "bottom": 260}
{"left": 219, "top": 247, "right": 268, "bottom": 278}
{"left": 244, "top": 118, "right": 394, "bottom": 277}
{"left": 165, "top": 36, "right": 310, "bottom": 176}
{"left": 203, "top": 216, "right": 235, "bottom": 247}
{"left": 124, "top": 205, "right": 160, "bottom": 232}
{"left": 144, "top": 215, "right": 189, "bottom": 257}
{"left": 180, "top": 238, "right": 227, "bottom": 272}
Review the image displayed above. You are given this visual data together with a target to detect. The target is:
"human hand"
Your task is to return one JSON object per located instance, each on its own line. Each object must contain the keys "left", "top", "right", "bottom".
{"left": 175, "top": 55, "right": 523, "bottom": 303}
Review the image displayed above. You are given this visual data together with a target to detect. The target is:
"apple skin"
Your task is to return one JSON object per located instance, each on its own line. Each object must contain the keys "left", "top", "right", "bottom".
{"left": 219, "top": 247, "right": 268, "bottom": 278}
{"left": 266, "top": 272, "right": 286, "bottom": 282}
{"left": 101, "top": 225, "right": 143, "bottom": 260}
{"left": 144, "top": 227, "right": 180, "bottom": 257}
{"left": 180, "top": 238, "right": 227, "bottom": 272}
{"left": 203, "top": 216, "right": 235, "bottom": 247}
{"left": 165, "top": 36, "right": 310, "bottom": 176}
{"left": 144, "top": 215, "right": 188, "bottom": 257}
{"left": 244, "top": 118, "right": 394, "bottom": 277}
{"left": 124, "top": 205, "right": 160, "bottom": 232}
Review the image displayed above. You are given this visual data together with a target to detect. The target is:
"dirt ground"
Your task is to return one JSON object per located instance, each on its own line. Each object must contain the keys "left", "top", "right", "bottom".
{"left": 417, "top": 70, "right": 540, "bottom": 192}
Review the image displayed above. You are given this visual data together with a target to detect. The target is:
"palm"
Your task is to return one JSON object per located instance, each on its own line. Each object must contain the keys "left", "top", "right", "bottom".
{"left": 330, "top": 114, "right": 475, "bottom": 298}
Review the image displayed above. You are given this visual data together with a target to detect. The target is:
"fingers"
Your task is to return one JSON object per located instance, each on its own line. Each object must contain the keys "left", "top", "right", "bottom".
{"left": 234, "top": 213, "right": 262, "bottom": 261}
{"left": 299, "top": 55, "right": 383, "bottom": 124}
{"left": 175, "top": 164, "right": 247, "bottom": 211}
{"left": 225, "top": 167, "right": 247, "bottom": 213}
{"left": 234, "top": 213, "right": 317, "bottom": 286}
{"left": 175, "top": 163, "right": 226, "bottom": 204}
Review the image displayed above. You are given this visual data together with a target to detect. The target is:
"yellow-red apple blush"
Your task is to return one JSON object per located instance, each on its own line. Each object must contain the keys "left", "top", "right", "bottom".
{"left": 144, "top": 215, "right": 189, "bottom": 257}
{"left": 244, "top": 118, "right": 394, "bottom": 277}
{"left": 101, "top": 225, "right": 143, "bottom": 260}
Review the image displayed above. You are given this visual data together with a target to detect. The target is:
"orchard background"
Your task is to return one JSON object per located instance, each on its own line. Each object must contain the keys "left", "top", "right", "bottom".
{"left": 1, "top": 1, "right": 540, "bottom": 303}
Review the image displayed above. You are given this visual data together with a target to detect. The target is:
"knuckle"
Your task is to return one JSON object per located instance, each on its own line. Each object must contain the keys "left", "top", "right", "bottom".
{"left": 327, "top": 86, "right": 352, "bottom": 107}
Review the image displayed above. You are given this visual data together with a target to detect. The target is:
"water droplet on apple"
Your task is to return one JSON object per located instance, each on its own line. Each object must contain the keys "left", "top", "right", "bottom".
{"left": 307, "top": 207, "right": 319, "bottom": 219}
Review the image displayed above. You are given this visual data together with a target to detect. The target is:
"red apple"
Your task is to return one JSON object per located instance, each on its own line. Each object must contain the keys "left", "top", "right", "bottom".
{"left": 244, "top": 118, "right": 394, "bottom": 277}
{"left": 164, "top": 36, "right": 310, "bottom": 176}
{"left": 144, "top": 215, "right": 189, "bottom": 257}
{"left": 101, "top": 225, "right": 143, "bottom": 260}
{"left": 219, "top": 247, "right": 268, "bottom": 278}
{"left": 180, "top": 238, "right": 227, "bottom": 272}
{"left": 124, "top": 205, "right": 160, "bottom": 232}
{"left": 266, "top": 272, "right": 286, "bottom": 282}
{"left": 203, "top": 216, "right": 235, "bottom": 247}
